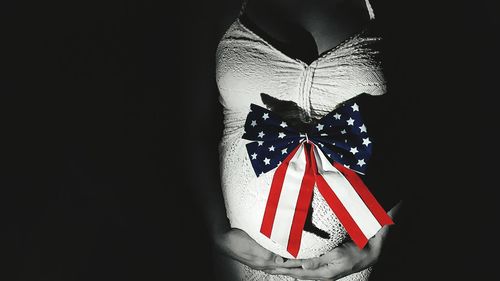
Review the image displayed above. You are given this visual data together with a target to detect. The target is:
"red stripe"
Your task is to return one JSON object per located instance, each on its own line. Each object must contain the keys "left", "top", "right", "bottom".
{"left": 260, "top": 144, "right": 302, "bottom": 237}
{"left": 310, "top": 149, "right": 369, "bottom": 248}
{"left": 333, "top": 163, "right": 394, "bottom": 226}
{"left": 286, "top": 144, "right": 315, "bottom": 257}
{"left": 316, "top": 176, "right": 369, "bottom": 248}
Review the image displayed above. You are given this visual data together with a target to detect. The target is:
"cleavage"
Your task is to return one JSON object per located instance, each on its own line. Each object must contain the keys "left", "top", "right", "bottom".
{"left": 240, "top": 0, "right": 371, "bottom": 64}
{"left": 239, "top": 13, "right": 319, "bottom": 65}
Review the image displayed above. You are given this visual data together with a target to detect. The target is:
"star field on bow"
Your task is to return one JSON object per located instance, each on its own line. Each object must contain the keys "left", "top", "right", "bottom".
{"left": 242, "top": 101, "right": 372, "bottom": 177}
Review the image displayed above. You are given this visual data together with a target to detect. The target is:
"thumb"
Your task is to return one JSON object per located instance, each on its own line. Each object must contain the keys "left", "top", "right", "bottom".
{"left": 274, "top": 255, "right": 285, "bottom": 264}
{"left": 259, "top": 249, "right": 282, "bottom": 264}
{"left": 301, "top": 257, "right": 323, "bottom": 270}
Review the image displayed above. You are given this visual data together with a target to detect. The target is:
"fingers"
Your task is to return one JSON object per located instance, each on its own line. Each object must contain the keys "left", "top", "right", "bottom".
{"left": 250, "top": 255, "right": 305, "bottom": 273}
{"left": 268, "top": 254, "right": 303, "bottom": 268}
{"left": 302, "top": 257, "right": 324, "bottom": 270}
{"left": 269, "top": 255, "right": 326, "bottom": 270}
{"left": 272, "top": 254, "right": 316, "bottom": 269}
{"left": 269, "top": 266, "right": 334, "bottom": 280}
{"left": 277, "top": 257, "right": 304, "bottom": 268}
{"left": 247, "top": 254, "right": 289, "bottom": 271}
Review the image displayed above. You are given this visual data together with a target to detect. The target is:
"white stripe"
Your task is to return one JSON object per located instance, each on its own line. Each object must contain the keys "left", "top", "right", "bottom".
{"left": 270, "top": 143, "right": 307, "bottom": 247}
{"left": 313, "top": 146, "right": 381, "bottom": 239}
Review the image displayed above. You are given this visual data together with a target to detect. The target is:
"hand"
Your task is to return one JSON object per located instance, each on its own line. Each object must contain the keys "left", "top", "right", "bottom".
{"left": 268, "top": 201, "right": 401, "bottom": 280}
{"left": 268, "top": 236, "right": 382, "bottom": 280}
{"left": 214, "top": 228, "right": 302, "bottom": 273}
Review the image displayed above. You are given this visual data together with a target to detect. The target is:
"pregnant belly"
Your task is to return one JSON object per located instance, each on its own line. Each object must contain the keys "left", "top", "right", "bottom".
{"left": 220, "top": 142, "right": 349, "bottom": 259}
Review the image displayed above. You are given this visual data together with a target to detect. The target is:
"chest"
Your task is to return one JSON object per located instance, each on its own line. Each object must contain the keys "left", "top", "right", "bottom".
{"left": 243, "top": 0, "right": 371, "bottom": 56}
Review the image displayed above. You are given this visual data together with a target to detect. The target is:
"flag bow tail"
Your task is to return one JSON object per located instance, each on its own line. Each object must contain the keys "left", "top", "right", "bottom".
{"left": 260, "top": 143, "right": 393, "bottom": 257}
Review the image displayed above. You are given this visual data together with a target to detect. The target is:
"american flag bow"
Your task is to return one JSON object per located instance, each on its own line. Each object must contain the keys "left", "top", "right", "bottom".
{"left": 242, "top": 101, "right": 394, "bottom": 257}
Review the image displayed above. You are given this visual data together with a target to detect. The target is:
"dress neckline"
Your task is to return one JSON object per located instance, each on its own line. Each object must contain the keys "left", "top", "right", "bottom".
{"left": 236, "top": 15, "right": 375, "bottom": 68}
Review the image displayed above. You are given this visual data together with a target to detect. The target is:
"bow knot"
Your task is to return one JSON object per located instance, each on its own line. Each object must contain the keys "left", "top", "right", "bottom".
{"left": 241, "top": 101, "right": 393, "bottom": 258}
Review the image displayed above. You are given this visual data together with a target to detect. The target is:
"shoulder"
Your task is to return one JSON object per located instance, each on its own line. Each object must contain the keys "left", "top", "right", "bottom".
{"left": 214, "top": 3, "right": 245, "bottom": 41}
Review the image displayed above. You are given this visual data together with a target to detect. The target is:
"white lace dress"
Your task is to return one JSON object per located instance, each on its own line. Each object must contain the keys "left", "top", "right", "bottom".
{"left": 215, "top": 2, "right": 386, "bottom": 280}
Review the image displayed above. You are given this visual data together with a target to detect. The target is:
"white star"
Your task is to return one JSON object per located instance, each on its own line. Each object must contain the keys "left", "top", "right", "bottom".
{"left": 351, "top": 103, "right": 359, "bottom": 112}
{"left": 258, "top": 131, "right": 265, "bottom": 138}
{"left": 281, "top": 148, "right": 288, "bottom": 155}
{"left": 332, "top": 142, "right": 336, "bottom": 146}
{"left": 257, "top": 141, "right": 264, "bottom": 146}
{"left": 262, "top": 113, "right": 269, "bottom": 120}
{"left": 357, "top": 159, "right": 366, "bottom": 167}
{"left": 250, "top": 120, "right": 257, "bottom": 127}
{"left": 320, "top": 133, "right": 328, "bottom": 137}
{"left": 339, "top": 154, "right": 343, "bottom": 158}
{"left": 344, "top": 164, "right": 350, "bottom": 169}
{"left": 268, "top": 145, "right": 275, "bottom": 152}
{"left": 327, "top": 154, "right": 331, "bottom": 157}
{"left": 346, "top": 118, "right": 355, "bottom": 126}
{"left": 316, "top": 123, "right": 324, "bottom": 131}
{"left": 263, "top": 158, "right": 270, "bottom": 165}
{"left": 362, "top": 137, "right": 371, "bottom": 146}
{"left": 359, "top": 124, "right": 367, "bottom": 133}
{"left": 319, "top": 142, "right": 324, "bottom": 147}
{"left": 334, "top": 113, "right": 341, "bottom": 120}
{"left": 350, "top": 147, "right": 359, "bottom": 155}
{"left": 278, "top": 132, "right": 286, "bottom": 139}
{"left": 280, "top": 121, "right": 288, "bottom": 128}
{"left": 251, "top": 153, "right": 257, "bottom": 160}
{"left": 341, "top": 129, "right": 347, "bottom": 135}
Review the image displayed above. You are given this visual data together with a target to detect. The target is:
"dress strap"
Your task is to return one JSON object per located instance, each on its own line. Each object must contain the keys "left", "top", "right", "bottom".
{"left": 365, "top": 0, "right": 376, "bottom": 20}
{"left": 238, "top": 0, "right": 248, "bottom": 17}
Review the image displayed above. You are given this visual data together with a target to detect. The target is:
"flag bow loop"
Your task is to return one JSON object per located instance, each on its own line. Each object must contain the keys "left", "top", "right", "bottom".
{"left": 242, "top": 102, "right": 393, "bottom": 258}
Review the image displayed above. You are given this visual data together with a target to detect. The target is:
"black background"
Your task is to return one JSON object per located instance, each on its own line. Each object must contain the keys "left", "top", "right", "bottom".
{"left": 4, "top": 0, "right": 499, "bottom": 280}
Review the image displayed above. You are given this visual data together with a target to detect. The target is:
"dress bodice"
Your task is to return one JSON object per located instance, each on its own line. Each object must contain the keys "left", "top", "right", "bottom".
{"left": 216, "top": 18, "right": 386, "bottom": 136}
{"left": 214, "top": 2, "right": 389, "bottom": 280}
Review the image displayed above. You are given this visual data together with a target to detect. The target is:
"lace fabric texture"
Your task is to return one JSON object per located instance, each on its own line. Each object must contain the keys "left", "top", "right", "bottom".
{"left": 215, "top": 5, "right": 386, "bottom": 280}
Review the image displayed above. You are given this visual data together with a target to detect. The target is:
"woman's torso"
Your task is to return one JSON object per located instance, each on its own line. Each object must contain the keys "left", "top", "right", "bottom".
{"left": 216, "top": 0, "right": 386, "bottom": 264}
